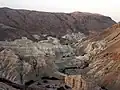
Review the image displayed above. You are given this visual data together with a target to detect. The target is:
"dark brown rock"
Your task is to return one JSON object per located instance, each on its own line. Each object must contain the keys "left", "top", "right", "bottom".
{"left": 0, "top": 7, "right": 116, "bottom": 41}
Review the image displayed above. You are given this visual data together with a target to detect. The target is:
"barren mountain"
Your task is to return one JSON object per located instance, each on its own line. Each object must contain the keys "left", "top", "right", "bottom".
{"left": 0, "top": 7, "right": 116, "bottom": 41}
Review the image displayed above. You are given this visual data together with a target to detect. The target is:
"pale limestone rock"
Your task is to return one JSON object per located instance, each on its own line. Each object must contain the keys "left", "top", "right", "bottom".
{"left": 65, "top": 75, "right": 102, "bottom": 90}
{"left": 62, "top": 32, "right": 86, "bottom": 41}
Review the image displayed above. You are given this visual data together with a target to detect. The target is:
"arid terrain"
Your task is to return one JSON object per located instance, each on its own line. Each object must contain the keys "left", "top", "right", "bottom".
{"left": 0, "top": 7, "right": 120, "bottom": 90}
{"left": 0, "top": 7, "right": 116, "bottom": 41}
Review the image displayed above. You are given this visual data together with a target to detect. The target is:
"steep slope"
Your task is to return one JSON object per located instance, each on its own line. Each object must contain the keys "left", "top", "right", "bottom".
{"left": 86, "top": 24, "right": 120, "bottom": 90}
{"left": 0, "top": 7, "right": 116, "bottom": 41}
{"left": 95, "top": 24, "right": 120, "bottom": 52}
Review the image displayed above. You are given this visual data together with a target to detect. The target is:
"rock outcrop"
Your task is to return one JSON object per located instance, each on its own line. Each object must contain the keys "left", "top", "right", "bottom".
{"left": 86, "top": 24, "right": 120, "bottom": 90}
{"left": 0, "top": 37, "right": 85, "bottom": 83}
{"left": 0, "top": 7, "right": 116, "bottom": 41}
{"left": 65, "top": 75, "right": 103, "bottom": 90}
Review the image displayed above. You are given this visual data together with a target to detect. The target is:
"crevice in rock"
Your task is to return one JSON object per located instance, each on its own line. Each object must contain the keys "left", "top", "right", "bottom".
{"left": 41, "top": 76, "right": 60, "bottom": 80}
{"left": 0, "top": 78, "right": 24, "bottom": 89}
{"left": 0, "top": 78, "right": 40, "bottom": 90}
{"left": 100, "top": 86, "right": 108, "bottom": 90}
{"left": 108, "top": 32, "right": 120, "bottom": 42}
{"left": 59, "top": 61, "right": 89, "bottom": 74}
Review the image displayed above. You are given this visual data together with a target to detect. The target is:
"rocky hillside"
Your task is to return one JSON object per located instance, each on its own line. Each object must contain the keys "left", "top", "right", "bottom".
{"left": 85, "top": 24, "right": 120, "bottom": 90}
{"left": 0, "top": 7, "right": 116, "bottom": 41}
{"left": 62, "top": 24, "right": 120, "bottom": 90}
{"left": 65, "top": 75, "right": 104, "bottom": 90}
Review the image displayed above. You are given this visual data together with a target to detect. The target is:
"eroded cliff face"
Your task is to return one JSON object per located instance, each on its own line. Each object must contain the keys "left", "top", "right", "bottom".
{"left": 0, "top": 7, "right": 116, "bottom": 41}
{"left": 85, "top": 24, "right": 120, "bottom": 90}
{"left": 63, "top": 24, "right": 120, "bottom": 90}
{"left": 65, "top": 75, "right": 103, "bottom": 90}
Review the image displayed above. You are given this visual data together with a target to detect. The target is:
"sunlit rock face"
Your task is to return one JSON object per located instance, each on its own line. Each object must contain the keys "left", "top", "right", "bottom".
{"left": 75, "top": 39, "right": 106, "bottom": 56}
{"left": 62, "top": 32, "right": 86, "bottom": 41}
{"left": 65, "top": 75, "right": 103, "bottom": 90}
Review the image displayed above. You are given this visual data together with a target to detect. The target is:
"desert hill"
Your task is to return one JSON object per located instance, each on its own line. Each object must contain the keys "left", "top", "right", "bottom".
{"left": 0, "top": 7, "right": 116, "bottom": 41}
